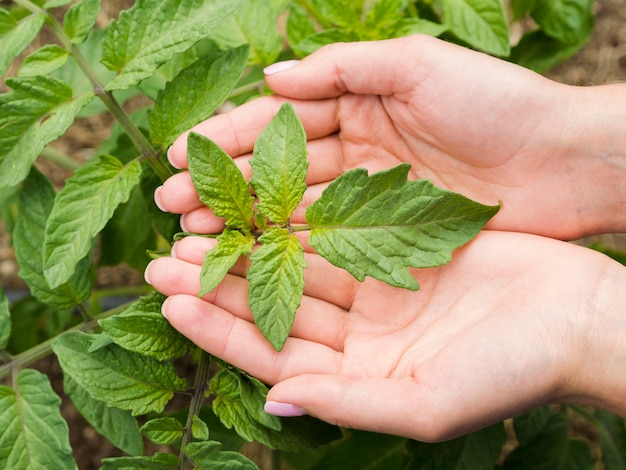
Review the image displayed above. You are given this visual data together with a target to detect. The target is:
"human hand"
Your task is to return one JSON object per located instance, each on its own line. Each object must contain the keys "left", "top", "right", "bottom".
{"left": 144, "top": 231, "right": 626, "bottom": 441}
{"left": 159, "top": 34, "right": 626, "bottom": 240}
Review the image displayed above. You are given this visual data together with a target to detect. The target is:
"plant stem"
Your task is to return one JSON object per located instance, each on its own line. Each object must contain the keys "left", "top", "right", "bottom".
{"left": 40, "top": 146, "right": 82, "bottom": 171}
{"left": 179, "top": 351, "right": 212, "bottom": 469}
{"left": 0, "top": 301, "right": 132, "bottom": 381}
{"left": 229, "top": 79, "right": 265, "bottom": 99}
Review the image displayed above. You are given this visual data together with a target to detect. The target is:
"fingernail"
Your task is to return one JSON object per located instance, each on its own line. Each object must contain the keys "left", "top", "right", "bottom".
{"left": 167, "top": 147, "right": 183, "bottom": 169}
{"left": 179, "top": 215, "right": 189, "bottom": 233}
{"left": 170, "top": 241, "right": 178, "bottom": 258}
{"left": 264, "top": 401, "right": 307, "bottom": 417}
{"left": 264, "top": 60, "right": 300, "bottom": 75}
{"left": 161, "top": 296, "right": 170, "bottom": 320}
{"left": 144, "top": 260, "right": 154, "bottom": 285}
{"left": 154, "top": 186, "right": 167, "bottom": 212}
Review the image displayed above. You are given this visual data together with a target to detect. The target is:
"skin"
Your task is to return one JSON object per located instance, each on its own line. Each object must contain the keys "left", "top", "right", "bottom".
{"left": 146, "top": 35, "right": 626, "bottom": 441}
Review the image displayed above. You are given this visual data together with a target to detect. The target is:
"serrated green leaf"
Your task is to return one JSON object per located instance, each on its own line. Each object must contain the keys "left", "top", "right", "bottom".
{"left": 440, "top": 0, "right": 510, "bottom": 56}
{"left": 0, "top": 76, "right": 93, "bottom": 189}
{"left": 0, "top": 287, "right": 9, "bottom": 350}
{"left": 44, "top": 0, "right": 74, "bottom": 7}
{"left": 286, "top": 5, "right": 317, "bottom": 54}
{"left": 192, "top": 415, "right": 210, "bottom": 441}
{"left": 509, "top": 30, "right": 584, "bottom": 73}
{"left": 185, "top": 441, "right": 260, "bottom": 469}
{"left": 63, "top": 374, "right": 143, "bottom": 456}
{"left": 100, "top": 452, "right": 179, "bottom": 470}
{"left": 594, "top": 409, "right": 626, "bottom": 470}
{"left": 52, "top": 331, "right": 189, "bottom": 416}
{"left": 251, "top": 103, "right": 308, "bottom": 225}
{"left": 0, "top": 9, "right": 17, "bottom": 34}
{"left": 99, "top": 292, "right": 195, "bottom": 360}
{"left": 391, "top": 18, "right": 448, "bottom": 38}
{"left": 199, "top": 230, "right": 255, "bottom": 297}
{"left": 43, "top": 155, "right": 142, "bottom": 288}
{"left": 0, "top": 369, "right": 77, "bottom": 470}
{"left": 311, "top": 0, "right": 362, "bottom": 28}
{"left": 0, "top": 13, "right": 45, "bottom": 78}
{"left": 512, "top": 406, "right": 552, "bottom": 446}
{"left": 408, "top": 423, "right": 506, "bottom": 469}
{"left": 140, "top": 417, "right": 184, "bottom": 445}
{"left": 530, "top": 0, "right": 594, "bottom": 45}
{"left": 187, "top": 132, "right": 255, "bottom": 230}
{"left": 63, "top": 0, "right": 100, "bottom": 44}
{"left": 248, "top": 228, "right": 305, "bottom": 351}
{"left": 101, "top": 0, "right": 249, "bottom": 90}
{"left": 292, "top": 29, "right": 360, "bottom": 56}
{"left": 148, "top": 45, "right": 249, "bottom": 148}
{"left": 210, "top": 0, "right": 283, "bottom": 66}
{"left": 18, "top": 44, "right": 70, "bottom": 77}
{"left": 306, "top": 164, "right": 499, "bottom": 290}
{"left": 14, "top": 167, "right": 92, "bottom": 309}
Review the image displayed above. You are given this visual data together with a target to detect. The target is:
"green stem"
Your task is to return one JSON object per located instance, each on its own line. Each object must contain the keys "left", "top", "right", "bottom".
{"left": 293, "top": 0, "right": 333, "bottom": 28}
{"left": 179, "top": 351, "right": 212, "bottom": 470}
{"left": 40, "top": 146, "right": 82, "bottom": 171}
{"left": 229, "top": 79, "right": 266, "bottom": 99}
{"left": 0, "top": 301, "right": 132, "bottom": 381}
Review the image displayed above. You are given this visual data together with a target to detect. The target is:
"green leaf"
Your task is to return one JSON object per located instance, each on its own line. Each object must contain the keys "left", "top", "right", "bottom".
{"left": 0, "top": 76, "right": 93, "bottom": 189}
{"left": 307, "top": 164, "right": 499, "bottom": 290}
{"left": 512, "top": 406, "right": 552, "bottom": 446}
{"left": 0, "top": 13, "right": 45, "bottom": 78}
{"left": 44, "top": 0, "right": 74, "bottom": 7}
{"left": 43, "top": 155, "right": 142, "bottom": 288}
{"left": 251, "top": 103, "right": 308, "bottom": 226}
{"left": 14, "top": 167, "right": 92, "bottom": 309}
{"left": 531, "top": 0, "right": 594, "bottom": 45}
{"left": 187, "top": 132, "right": 255, "bottom": 230}
{"left": 509, "top": 30, "right": 585, "bottom": 73}
{"left": 594, "top": 409, "right": 626, "bottom": 470}
{"left": 101, "top": 0, "right": 249, "bottom": 90}
{"left": 210, "top": 0, "right": 283, "bottom": 66}
{"left": 0, "top": 9, "right": 17, "bottom": 34}
{"left": 311, "top": 0, "right": 362, "bottom": 28}
{"left": 286, "top": 5, "right": 317, "bottom": 54}
{"left": 192, "top": 415, "right": 210, "bottom": 441}
{"left": 63, "top": 374, "right": 143, "bottom": 456}
{"left": 148, "top": 45, "right": 249, "bottom": 148}
{"left": 391, "top": 18, "right": 448, "bottom": 38}
{"left": 310, "top": 430, "right": 409, "bottom": 470}
{"left": 199, "top": 230, "right": 256, "bottom": 297}
{"left": 99, "top": 292, "right": 195, "bottom": 360}
{"left": 52, "top": 331, "right": 189, "bottom": 416}
{"left": 408, "top": 423, "right": 506, "bottom": 469}
{"left": 185, "top": 441, "right": 260, "bottom": 469}
{"left": 510, "top": 0, "right": 537, "bottom": 20}
{"left": 100, "top": 452, "right": 179, "bottom": 470}
{"left": 503, "top": 412, "right": 594, "bottom": 469}
{"left": 0, "top": 287, "right": 9, "bottom": 350}
{"left": 18, "top": 44, "right": 70, "bottom": 77}
{"left": 248, "top": 228, "right": 306, "bottom": 351}
{"left": 440, "top": 0, "right": 510, "bottom": 56}
{"left": 140, "top": 417, "right": 184, "bottom": 445}
{"left": 0, "top": 369, "right": 77, "bottom": 470}
{"left": 63, "top": 0, "right": 101, "bottom": 44}
{"left": 291, "top": 28, "right": 360, "bottom": 56}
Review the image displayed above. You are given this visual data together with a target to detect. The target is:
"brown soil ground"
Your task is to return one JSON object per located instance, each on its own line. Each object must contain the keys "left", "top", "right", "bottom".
{"left": 1, "top": 1, "right": 626, "bottom": 468}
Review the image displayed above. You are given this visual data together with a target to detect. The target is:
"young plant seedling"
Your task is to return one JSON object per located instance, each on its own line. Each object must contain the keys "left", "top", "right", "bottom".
{"left": 187, "top": 103, "right": 500, "bottom": 351}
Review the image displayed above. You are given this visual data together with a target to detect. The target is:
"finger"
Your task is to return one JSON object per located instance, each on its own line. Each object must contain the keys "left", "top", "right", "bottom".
{"left": 168, "top": 96, "right": 339, "bottom": 169}
{"left": 161, "top": 294, "right": 341, "bottom": 384}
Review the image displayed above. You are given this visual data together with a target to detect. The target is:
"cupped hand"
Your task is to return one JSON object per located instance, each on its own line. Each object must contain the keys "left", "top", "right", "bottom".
{"left": 145, "top": 231, "right": 624, "bottom": 441}
{"left": 158, "top": 34, "right": 600, "bottom": 240}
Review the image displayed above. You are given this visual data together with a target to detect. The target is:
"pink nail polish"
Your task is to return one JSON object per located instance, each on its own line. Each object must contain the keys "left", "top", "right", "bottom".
{"left": 264, "top": 401, "right": 307, "bottom": 417}
{"left": 263, "top": 60, "right": 300, "bottom": 75}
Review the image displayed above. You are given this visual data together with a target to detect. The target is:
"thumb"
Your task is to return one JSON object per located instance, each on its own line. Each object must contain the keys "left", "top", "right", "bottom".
{"left": 265, "top": 374, "right": 454, "bottom": 442}
{"left": 263, "top": 35, "right": 451, "bottom": 100}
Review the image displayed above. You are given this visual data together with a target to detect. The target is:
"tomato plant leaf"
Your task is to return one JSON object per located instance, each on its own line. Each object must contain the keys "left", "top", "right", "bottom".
{"left": 63, "top": 0, "right": 101, "bottom": 44}
{"left": 199, "top": 230, "right": 255, "bottom": 297}
{"left": 140, "top": 417, "right": 184, "bottom": 445}
{"left": 43, "top": 155, "right": 142, "bottom": 288}
{"left": 306, "top": 164, "right": 499, "bottom": 290}
{"left": 191, "top": 415, "right": 210, "bottom": 441}
{"left": 286, "top": 4, "right": 317, "bottom": 55}
{"left": 0, "top": 369, "right": 76, "bottom": 470}
{"left": 18, "top": 45, "right": 70, "bottom": 77}
{"left": 0, "top": 13, "right": 45, "bottom": 78}
{"left": 44, "top": 0, "right": 74, "bottom": 7}
{"left": 98, "top": 292, "right": 195, "bottom": 361}
{"left": 52, "top": 331, "right": 189, "bottom": 416}
{"left": 101, "top": 0, "right": 249, "bottom": 90}
{"left": 440, "top": 0, "right": 510, "bottom": 56}
{"left": 63, "top": 374, "right": 143, "bottom": 456}
{"left": 0, "top": 9, "right": 17, "bottom": 34}
{"left": 100, "top": 453, "right": 179, "bottom": 470}
{"left": 187, "top": 132, "right": 255, "bottom": 230}
{"left": 184, "top": 441, "right": 260, "bottom": 469}
{"left": 530, "top": 0, "right": 594, "bottom": 45}
{"left": 250, "top": 103, "right": 308, "bottom": 226}
{"left": 14, "top": 167, "right": 92, "bottom": 309}
{"left": 0, "top": 287, "right": 9, "bottom": 350}
{"left": 0, "top": 76, "right": 93, "bottom": 190}
{"left": 248, "top": 228, "right": 306, "bottom": 351}
{"left": 148, "top": 45, "right": 249, "bottom": 148}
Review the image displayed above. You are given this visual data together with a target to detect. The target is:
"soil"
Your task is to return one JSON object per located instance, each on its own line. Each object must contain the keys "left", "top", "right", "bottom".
{"left": 1, "top": 1, "right": 626, "bottom": 468}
